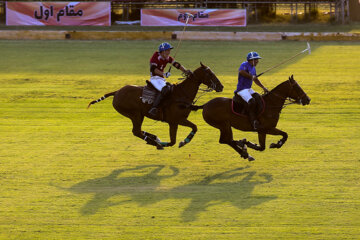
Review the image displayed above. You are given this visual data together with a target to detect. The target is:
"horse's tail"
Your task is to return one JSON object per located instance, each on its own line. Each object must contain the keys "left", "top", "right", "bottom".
{"left": 87, "top": 91, "right": 116, "bottom": 109}
{"left": 189, "top": 104, "right": 204, "bottom": 111}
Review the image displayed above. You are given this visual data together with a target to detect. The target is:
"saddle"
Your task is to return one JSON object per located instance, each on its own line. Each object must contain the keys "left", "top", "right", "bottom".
{"left": 141, "top": 80, "right": 159, "bottom": 104}
{"left": 232, "top": 92, "right": 265, "bottom": 117}
{"left": 141, "top": 80, "right": 174, "bottom": 105}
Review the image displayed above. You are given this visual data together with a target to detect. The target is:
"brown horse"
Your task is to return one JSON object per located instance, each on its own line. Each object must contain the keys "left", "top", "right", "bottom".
{"left": 191, "top": 75, "right": 311, "bottom": 161}
{"left": 88, "top": 63, "right": 223, "bottom": 150}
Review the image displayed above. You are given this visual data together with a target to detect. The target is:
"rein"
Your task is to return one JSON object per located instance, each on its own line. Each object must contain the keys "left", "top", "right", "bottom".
{"left": 266, "top": 80, "right": 305, "bottom": 109}
{"left": 177, "top": 67, "right": 219, "bottom": 105}
{"left": 192, "top": 67, "right": 219, "bottom": 104}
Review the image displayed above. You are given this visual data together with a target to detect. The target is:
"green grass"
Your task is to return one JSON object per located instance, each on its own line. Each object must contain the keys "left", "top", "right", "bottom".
{"left": 0, "top": 40, "right": 359, "bottom": 239}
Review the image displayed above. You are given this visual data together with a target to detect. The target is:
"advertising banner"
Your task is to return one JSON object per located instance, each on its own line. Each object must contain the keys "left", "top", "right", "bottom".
{"left": 141, "top": 9, "right": 246, "bottom": 27}
{"left": 6, "top": 2, "right": 111, "bottom": 26}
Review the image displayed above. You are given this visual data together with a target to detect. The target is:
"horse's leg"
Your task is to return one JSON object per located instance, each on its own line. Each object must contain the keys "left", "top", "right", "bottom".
{"left": 156, "top": 123, "right": 178, "bottom": 148}
{"left": 130, "top": 114, "right": 164, "bottom": 150}
{"left": 178, "top": 119, "right": 197, "bottom": 148}
{"left": 243, "top": 133, "right": 266, "bottom": 151}
{"left": 218, "top": 123, "right": 254, "bottom": 161}
{"left": 266, "top": 128, "right": 288, "bottom": 149}
{"left": 142, "top": 131, "right": 161, "bottom": 144}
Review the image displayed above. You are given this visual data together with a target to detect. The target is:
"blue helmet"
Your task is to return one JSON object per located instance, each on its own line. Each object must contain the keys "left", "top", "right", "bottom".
{"left": 247, "top": 52, "right": 262, "bottom": 61}
{"left": 158, "top": 42, "right": 173, "bottom": 52}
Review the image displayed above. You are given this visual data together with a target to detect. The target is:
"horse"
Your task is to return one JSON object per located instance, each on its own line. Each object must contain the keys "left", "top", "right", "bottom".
{"left": 87, "top": 63, "right": 224, "bottom": 150}
{"left": 190, "top": 75, "right": 311, "bottom": 161}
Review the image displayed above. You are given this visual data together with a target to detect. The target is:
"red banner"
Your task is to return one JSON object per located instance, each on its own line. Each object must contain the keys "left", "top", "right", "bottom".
{"left": 141, "top": 9, "right": 246, "bottom": 27}
{"left": 6, "top": 2, "right": 111, "bottom": 26}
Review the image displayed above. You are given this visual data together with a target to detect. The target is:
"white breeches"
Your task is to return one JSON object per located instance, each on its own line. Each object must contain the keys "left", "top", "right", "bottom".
{"left": 150, "top": 76, "right": 166, "bottom": 91}
{"left": 237, "top": 88, "right": 255, "bottom": 103}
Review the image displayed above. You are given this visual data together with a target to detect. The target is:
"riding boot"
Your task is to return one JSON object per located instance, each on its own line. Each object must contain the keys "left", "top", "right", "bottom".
{"left": 148, "top": 93, "right": 163, "bottom": 116}
{"left": 148, "top": 85, "right": 171, "bottom": 116}
{"left": 248, "top": 98, "right": 261, "bottom": 130}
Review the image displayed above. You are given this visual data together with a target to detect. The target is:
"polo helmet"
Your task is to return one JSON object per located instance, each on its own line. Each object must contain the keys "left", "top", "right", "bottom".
{"left": 247, "top": 52, "right": 262, "bottom": 61}
{"left": 158, "top": 42, "right": 174, "bottom": 52}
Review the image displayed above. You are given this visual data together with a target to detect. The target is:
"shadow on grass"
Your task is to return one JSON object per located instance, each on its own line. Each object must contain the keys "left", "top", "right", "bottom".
{"left": 66, "top": 164, "right": 178, "bottom": 215}
{"left": 64, "top": 165, "right": 277, "bottom": 221}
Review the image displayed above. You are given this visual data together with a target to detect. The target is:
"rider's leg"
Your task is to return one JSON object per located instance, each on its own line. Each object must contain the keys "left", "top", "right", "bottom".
{"left": 237, "top": 88, "right": 261, "bottom": 130}
{"left": 148, "top": 76, "right": 167, "bottom": 116}
{"left": 149, "top": 76, "right": 167, "bottom": 91}
{"left": 149, "top": 85, "right": 171, "bottom": 116}
{"left": 248, "top": 98, "right": 261, "bottom": 130}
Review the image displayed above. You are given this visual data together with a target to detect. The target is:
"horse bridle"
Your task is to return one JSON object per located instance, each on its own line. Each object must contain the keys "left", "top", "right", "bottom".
{"left": 198, "top": 67, "right": 218, "bottom": 92}
{"left": 268, "top": 80, "right": 306, "bottom": 106}
{"left": 190, "top": 67, "right": 219, "bottom": 104}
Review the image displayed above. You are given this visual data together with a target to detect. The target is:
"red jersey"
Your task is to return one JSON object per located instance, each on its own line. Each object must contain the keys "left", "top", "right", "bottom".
{"left": 150, "top": 52, "right": 174, "bottom": 77}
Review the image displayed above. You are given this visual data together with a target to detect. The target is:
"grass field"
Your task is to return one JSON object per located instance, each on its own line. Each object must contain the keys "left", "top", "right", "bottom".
{"left": 0, "top": 40, "right": 359, "bottom": 239}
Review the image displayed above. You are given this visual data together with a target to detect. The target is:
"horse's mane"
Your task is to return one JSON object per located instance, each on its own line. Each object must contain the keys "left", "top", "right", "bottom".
{"left": 174, "top": 66, "right": 202, "bottom": 89}
{"left": 261, "top": 80, "right": 290, "bottom": 102}
{"left": 272, "top": 80, "right": 290, "bottom": 92}
{"left": 266, "top": 79, "right": 291, "bottom": 95}
{"left": 173, "top": 74, "right": 193, "bottom": 90}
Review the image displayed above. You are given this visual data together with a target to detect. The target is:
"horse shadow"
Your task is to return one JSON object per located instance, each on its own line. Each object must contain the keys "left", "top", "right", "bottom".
{"left": 65, "top": 164, "right": 179, "bottom": 215}
{"left": 63, "top": 165, "right": 277, "bottom": 221}
{"left": 169, "top": 167, "right": 277, "bottom": 222}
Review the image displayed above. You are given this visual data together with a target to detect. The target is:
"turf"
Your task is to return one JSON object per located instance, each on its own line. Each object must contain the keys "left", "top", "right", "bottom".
{"left": 0, "top": 40, "right": 359, "bottom": 239}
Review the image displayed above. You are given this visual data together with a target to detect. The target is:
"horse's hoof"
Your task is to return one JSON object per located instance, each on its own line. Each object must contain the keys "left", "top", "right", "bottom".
{"left": 270, "top": 143, "right": 277, "bottom": 148}
{"left": 248, "top": 155, "right": 255, "bottom": 161}
{"left": 179, "top": 141, "right": 185, "bottom": 148}
{"left": 240, "top": 153, "right": 249, "bottom": 159}
{"left": 157, "top": 145, "right": 164, "bottom": 150}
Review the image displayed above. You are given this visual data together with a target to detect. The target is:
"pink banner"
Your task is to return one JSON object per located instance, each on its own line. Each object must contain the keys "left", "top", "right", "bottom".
{"left": 6, "top": 2, "right": 111, "bottom": 26}
{"left": 141, "top": 9, "right": 246, "bottom": 27}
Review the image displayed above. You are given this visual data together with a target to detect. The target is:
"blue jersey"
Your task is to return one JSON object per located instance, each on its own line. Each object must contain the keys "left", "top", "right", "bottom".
{"left": 234, "top": 61, "right": 257, "bottom": 93}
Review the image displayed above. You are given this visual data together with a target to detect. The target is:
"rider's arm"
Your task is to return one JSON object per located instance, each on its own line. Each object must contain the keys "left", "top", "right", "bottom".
{"left": 154, "top": 68, "right": 165, "bottom": 77}
{"left": 253, "top": 78, "right": 269, "bottom": 93}
{"left": 172, "top": 61, "right": 186, "bottom": 73}
{"left": 179, "top": 65, "right": 187, "bottom": 73}
{"left": 150, "top": 63, "right": 166, "bottom": 78}
{"left": 239, "top": 70, "right": 268, "bottom": 92}
{"left": 239, "top": 70, "right": 253, "bottom": 79}
{"left": 173, "top": 61, "right": 192, "bottom": 76}
{"left": 253, "top": 76, "right": 268, "bottom": 92}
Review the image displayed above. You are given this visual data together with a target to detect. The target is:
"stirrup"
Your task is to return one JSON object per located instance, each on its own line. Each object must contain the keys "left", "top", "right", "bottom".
{"left": 148, "top": 107, "right": 158, "bottom": 116}
{"left": 252, "top": 120, "right": 261, "bottom": 130}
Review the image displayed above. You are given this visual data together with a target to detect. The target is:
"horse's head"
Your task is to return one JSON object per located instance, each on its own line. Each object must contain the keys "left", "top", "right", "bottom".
{"left": 287, "top": 75, "right": 311, "bottom": 105}
{"left": 193, "top": 62, "right": 224, "bottom": 92}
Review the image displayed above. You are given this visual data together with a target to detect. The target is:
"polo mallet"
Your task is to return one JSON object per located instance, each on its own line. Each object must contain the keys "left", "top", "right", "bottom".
{"left": 168, "top": 12, "right": 194, "bottom": 73}
{"left": 257, "top": 42, "right": 311, "bottom": 77}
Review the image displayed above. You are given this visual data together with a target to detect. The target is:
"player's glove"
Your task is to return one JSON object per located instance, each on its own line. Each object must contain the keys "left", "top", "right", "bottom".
{"left": 164, "top": 72, "right": 171, "bottom": 78}
{"left": 184, "top": 70, "right": 193, "bottom": 78}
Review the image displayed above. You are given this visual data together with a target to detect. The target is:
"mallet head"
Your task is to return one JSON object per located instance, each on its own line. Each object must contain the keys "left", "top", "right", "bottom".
{"left": 307, "top": 42, "right": 311, "bottom": 54}
{"left": 301, "top": 42, "right": 311, "bottom": 54}
{"left": 184, "top": 13, "right": 194, "bottom": 18}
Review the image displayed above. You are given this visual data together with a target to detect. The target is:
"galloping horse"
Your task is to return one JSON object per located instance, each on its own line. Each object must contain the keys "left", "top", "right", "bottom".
{"left": 88, "top": 63, "right": 223, "bottom": 150}
{"left": 191, "top": 75, "right": 311, "bottom": 161}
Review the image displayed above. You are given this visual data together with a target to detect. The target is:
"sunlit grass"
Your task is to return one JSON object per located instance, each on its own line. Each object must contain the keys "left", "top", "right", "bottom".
{"left": 0, "top": 40, "right": 359, "bottom": 239}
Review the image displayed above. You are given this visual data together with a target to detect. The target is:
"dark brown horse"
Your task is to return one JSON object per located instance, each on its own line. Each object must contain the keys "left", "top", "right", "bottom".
{"left": 191, "top": 75, "right": 311, "bottom": 161}
{"left": 88, "top": 63, "right": 223, "bottom": 150}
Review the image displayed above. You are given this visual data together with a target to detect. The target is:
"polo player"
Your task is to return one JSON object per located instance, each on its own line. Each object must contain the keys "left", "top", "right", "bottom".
{"left": 148, "top": 42, "right": 192, "bottom": 116}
